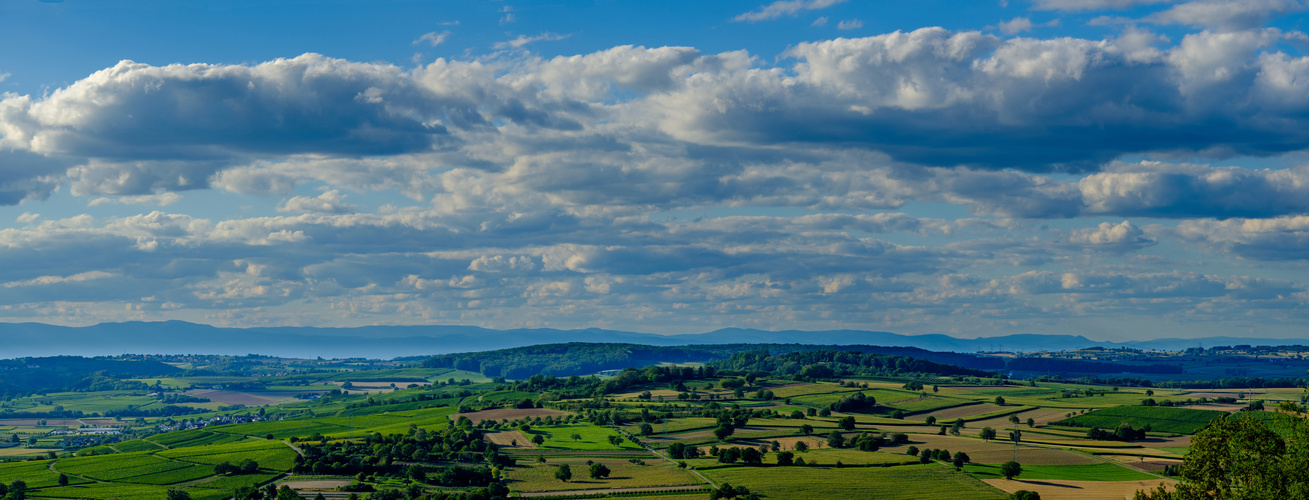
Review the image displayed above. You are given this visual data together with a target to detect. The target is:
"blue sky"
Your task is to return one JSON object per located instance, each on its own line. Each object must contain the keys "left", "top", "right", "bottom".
{"left": 1, "top": 0, "right": 1309, "bottom": 340}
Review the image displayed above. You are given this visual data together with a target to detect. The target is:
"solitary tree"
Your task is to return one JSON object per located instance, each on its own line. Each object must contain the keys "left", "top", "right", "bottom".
{"left": 589, "top": 463, "right": 611, "bottom": 479}
{"left": 839, "top": 416, "right": 856, "bottom": 431}
{"left": 926, "top": 416, "right": 937, "bottom": 426}
{"left": 953, "top": 451, "right": 971, "bottom": 467}
{"left": 166, "top": 488, "right": 193, "bottom": 500}
{"left": 532, "top": 434, "right": 545, "bottom": 446}
{"left": 1001, "top": 461, "right": 1022, "bottom": 480}
{"left": 800, "top": 424, "right": 814, "bottom": 436}
{"left": 827, "top": 430, "right": 846, "bottom": 449}
{"left": 555, "top": 464, "right": 573, "bottom": 482}
{"left": 794, "top": 441, "right": 809, "bottom": 452}
{"left": 995, "top": 396, "right": 1006, "bottom": 405}
{"left": 1011, "top": 491, "right": 1041, "bottom": 500}
{"left": 980, "top": 427, "right": 997, "bottom": 441}
{"left": 776, "top": 451, "right": 794, "bottom": 466}
{"left": 714, "top": 424, "right": 735, "bottom": 440}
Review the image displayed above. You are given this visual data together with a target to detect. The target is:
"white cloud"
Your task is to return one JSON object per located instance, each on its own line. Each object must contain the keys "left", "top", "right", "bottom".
{"left": 3, "top": 271, "right": 115, "bottom": 288}
{"left": 277, "top": 190, "right": 356, "bottom": 214}
{"left": 836, "top": 19, "right": 863, "bottom": 30}
{"left": 811, "top": 17, "right": 828, "bottom": 26}
{"left": 87, "top": 193, "right": 183, "bottom": 207}
{"left": 1031, "top": 0, "right": 1175, "bottom": 11}
{"left": 733, "top": 0, "right": 846, "bottom": 22}
{"left": 995, "top": 17, "right": 1060, "bottom": 34}
{"left": 1177, "top": 215, "right": 1309, "bottom": 260}
{"left": 1068, "top": 221, "right": 1155, "bottom": 250}
{"left": 413, "top": 31, "right": 451, "bottom": 47}
{"left": 493, "top": 32, "right": 571, "bottom": 49}
{"left": 1146, "top": 0, "right": 1308, "bottom": 31}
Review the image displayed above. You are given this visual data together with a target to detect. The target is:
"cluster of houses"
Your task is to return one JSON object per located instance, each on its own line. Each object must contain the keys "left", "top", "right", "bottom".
{"left": 155, "top": 413, "right": 263, "bottom": 432}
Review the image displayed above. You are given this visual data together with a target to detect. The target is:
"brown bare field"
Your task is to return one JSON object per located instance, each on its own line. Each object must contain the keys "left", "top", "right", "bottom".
{"left": 453, "top": 407, "right": 572, "bottom": 423}
{"left": 965, "top": 408, "right": 1073, "bottom": 431}
{"left": 277, "top": 480, "right": 352, "bottom": 489}
{"left": 0, "top": 419, "right": 82, "bottom": 426}
{"left": 1105, "top": 455, "right": 1183, "bottom": 472}
{"left": 0, "top": 447, "right": 51, "bottom": 457}
{"left": 486, "top": 430, "right": 536, "bottom": 448}
{"left": 1138, "top": 436, "right": 1190, "bottom": 449}
{"left": 925, "top": 404, "right": 1004, "bottom": 420}
{"left": 907, "top": 435, "right": 1098, "bottom": 465}
{"left": 78, "top": 419, "right": 130, "bottom": 427}
{"left": 187, "top": 389, "right": 301, "bottom": 405}
{"left": 984, "top": 478, "right": 1174, "bottom": 500}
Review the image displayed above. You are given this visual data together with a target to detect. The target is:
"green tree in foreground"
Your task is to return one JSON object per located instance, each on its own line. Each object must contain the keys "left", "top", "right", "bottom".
{"left": 166, "top": 488, "right": 192, "bottom": 500}
{"left": 555, "top": 464, "right": 572, "bottom": 482}
{"left": 1134, "top": 414, "right": 1308, "bottom": 499}
{"left": 1011, "top": 491, "right": 1041, "bottom": 500}
{"left": 1001, "top": 461, "right": 1022, "bottom": 480}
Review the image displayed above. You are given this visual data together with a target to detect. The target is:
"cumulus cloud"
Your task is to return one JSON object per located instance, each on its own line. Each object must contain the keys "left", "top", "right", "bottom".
{"left": 1068, "top": 221, "right": 1155, "bottom": 251}
{"left": 1176, "top": 216, "right": 1309, "bottom": 260}
{"left": 836, "top": 19, "right": 864, "bottom": 30}
{"left": 733, "top": 0, "right": 846, "bottom": 22}
{"left": 1, "top": 30, "right": 1308, "bottom": 333}
{"left": 2, "top": 29, "right": 1309, "bottom": 205}
{"left": 277, "top": 190, "right": 356, "bottom": 214}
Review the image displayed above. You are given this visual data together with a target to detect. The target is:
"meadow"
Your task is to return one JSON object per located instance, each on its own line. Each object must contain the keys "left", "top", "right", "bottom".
{"left": 701, "top": 463, "right": 1010, "bottom": 499}
{"left": 1054, "top": 406, "right": 1227, "bottom": 434}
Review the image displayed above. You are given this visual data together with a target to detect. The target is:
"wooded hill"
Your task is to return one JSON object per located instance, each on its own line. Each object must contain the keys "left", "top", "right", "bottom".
{"left": 0, "top": 356, "right": 181, "bottom": 396}
{"left": 420, "top": 343, "right": 1004, "bottom": 379}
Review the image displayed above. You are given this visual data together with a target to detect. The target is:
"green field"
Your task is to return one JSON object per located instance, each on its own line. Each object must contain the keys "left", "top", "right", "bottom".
{"left": 532, "top": 424, "right": 644, "bottom": 451}
{"left": 701, "top": 463, "right": 1009, "bottom": 499}
{"left": 114, "top": 439, "right": 168, "bottom": 453}
{"left": 0, "top": 436, "right": 301, "bottom": 500}
{"left": 1054, "top": 406, "right": 1227, "bottom": 434}
{"left": 0, "top": 460, "right": 89, "bottom": 488}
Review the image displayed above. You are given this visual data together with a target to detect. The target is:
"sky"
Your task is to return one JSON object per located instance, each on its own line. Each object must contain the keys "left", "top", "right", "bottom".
{"left": 1, "top": 0, "right": 1309, "bottom": 340}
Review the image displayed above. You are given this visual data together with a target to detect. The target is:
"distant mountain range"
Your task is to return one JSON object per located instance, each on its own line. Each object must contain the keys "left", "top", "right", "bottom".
{"left": 0, "top": 321, "right": 1302, "bottom": 359}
